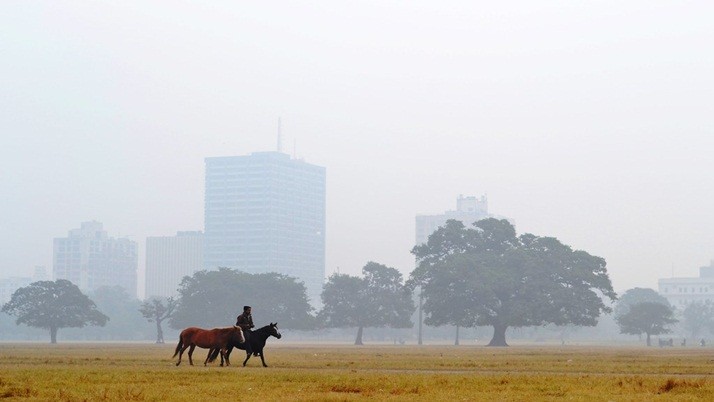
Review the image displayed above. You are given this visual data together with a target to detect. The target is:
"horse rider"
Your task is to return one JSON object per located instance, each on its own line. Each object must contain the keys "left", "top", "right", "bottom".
{"left": 236, "top": 305, "right": 256, "bottom": 355}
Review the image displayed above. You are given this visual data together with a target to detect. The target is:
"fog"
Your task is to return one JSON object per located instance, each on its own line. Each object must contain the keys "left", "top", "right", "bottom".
{"left": 2, "top": 1, "right": 714, "bottom": 299}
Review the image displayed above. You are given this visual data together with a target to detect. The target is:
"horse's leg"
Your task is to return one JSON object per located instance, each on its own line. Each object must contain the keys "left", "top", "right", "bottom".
{"left": 242, "top": 351, "right": 251, "bottom": 367}
{"left": 220, "top": 348, "right": 230, "bottom": 367}
{"left": 206, "top": 347, "right": 221, "bottom": 365}
{"left": 204, "top": 348, "right": 214, "bottom": 366}
{"left": 259, "top": 349, "right": 268, "bottom": 367}
{"left": 223, "top": 345, "right": 233, "bottom": 367}
{"left": 177, "top": 343, "right": 190, "bottom": 366}
{"left": 187, "top": 344, "right": 196, "bottom": 366}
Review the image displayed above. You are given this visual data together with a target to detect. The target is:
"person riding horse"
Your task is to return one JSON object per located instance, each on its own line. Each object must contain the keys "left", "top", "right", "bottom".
{"left": 236, "top": 306, "right": 256, "bottom": 355}
{"left": 207, "top": 323, "right": 282, "bottom": 367}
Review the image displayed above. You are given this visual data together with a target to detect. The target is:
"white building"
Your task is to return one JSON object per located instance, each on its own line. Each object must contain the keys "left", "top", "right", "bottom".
{"left": 53, "top": 221, "right": 138, "bottom": 298}
{"left": 145, "top": 231, "right": 204, "bottom": 298}
{"left": 416, "top": 195, "right": 492, "bottom": 246}
{"left": 658, "top": 261, "right": 714, "bottom": 308}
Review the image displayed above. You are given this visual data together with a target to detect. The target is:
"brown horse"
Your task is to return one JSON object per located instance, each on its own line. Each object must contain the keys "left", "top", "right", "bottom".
{"left": 173, "top": 326, "right": 244, "bottom": 366}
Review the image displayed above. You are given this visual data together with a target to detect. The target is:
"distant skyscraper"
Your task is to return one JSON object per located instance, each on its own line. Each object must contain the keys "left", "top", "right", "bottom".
{"left": 204, "top": 152, "right": 326, "bottom": 305}
{"left": 415, "top": 195, "right": 491, "bottom": 246}
{"left": 53, "top": 221, "right": 138, "bottom": 298}
{"left": 145, "top": 231, "right": 204, "bottom": 298}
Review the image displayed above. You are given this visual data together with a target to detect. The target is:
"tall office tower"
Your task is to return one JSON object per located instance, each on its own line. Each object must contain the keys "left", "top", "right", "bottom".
{"left": 204, "top": 152, "right": 326, "bottom": 305}
{"left": 53, "top": 221, "right": 138, "bottom": 298}
{"left": 415, "top": 194, "right": 490, "bottom": 246}
{"left": 145, "top": 231, "right": 204, "bottom": 298}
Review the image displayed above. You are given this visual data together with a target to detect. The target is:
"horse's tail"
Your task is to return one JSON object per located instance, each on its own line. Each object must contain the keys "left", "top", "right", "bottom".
{"left": 207, "top": 348, "right": 221, "bottom": 363}
{"left": 172, "top": 335, "right": 183, "bottom": 358}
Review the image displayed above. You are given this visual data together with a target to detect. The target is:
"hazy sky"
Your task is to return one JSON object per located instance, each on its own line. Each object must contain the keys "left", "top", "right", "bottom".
{"left": 3, "top": 1, "right": 713, "bottom": 298}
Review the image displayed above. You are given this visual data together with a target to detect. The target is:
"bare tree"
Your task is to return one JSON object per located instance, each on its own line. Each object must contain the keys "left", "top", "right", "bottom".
{"left": 139, "top": 297, "right": 176, "bottom": 344}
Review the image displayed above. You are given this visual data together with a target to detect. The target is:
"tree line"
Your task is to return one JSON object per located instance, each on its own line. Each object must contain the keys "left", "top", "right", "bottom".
{"left": 3, "top": 219, "right": 708, "bottom": 345}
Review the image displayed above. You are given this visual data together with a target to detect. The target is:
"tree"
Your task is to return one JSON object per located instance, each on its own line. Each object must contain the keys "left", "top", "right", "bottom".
{"left": 139, "top": 297, "right": 177, "bottom": 343}
{"left": 614, "top": 288, "right": 671, "bottom": 319}
{"left": 616, "top": 302, "right": 677, "bottom": 346}
{"left": 319, "top": 262, "right": 415, "bottom": 345}
{"left": 1, "top": 280, "right": 108, "bottom": 343}
{"left": 318, "top": 274, "right": 364, "bottom": 342}
{"left": 170, "top": 268, "right": 314, "bottom": 330}
{"left": 420, "top": 254, "right": 479, "bottom": 345}
{"left": 411, "top": 218, "right": 616, "bottom": 347}
{"left": 681, "top": 301, "right": 713, "bottom": 340}
{"left": 410, "top": 220, "right": 478, "bottom": 345}
{"left": 245, "top": 272, "right": 316, "bottom": 330}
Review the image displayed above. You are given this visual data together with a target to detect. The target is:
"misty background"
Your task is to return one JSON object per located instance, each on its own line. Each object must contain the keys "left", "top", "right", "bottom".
{"left": 2, "top": 1, "right": 714, "bottom": 299}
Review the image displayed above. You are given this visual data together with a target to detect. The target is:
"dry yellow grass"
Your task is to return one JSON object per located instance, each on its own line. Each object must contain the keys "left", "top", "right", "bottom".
{"left": 0, "top": 343, "right": 712, "bottom": 401}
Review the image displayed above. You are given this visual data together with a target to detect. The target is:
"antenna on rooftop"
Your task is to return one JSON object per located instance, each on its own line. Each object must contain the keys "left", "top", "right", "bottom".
{"left": 277, "top": 117, "right": 283, "bottom": 153}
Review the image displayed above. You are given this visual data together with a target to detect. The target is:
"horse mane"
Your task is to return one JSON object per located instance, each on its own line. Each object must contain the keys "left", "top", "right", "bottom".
{"left": 253, "top": 324, "right": 272, "bottom": 333}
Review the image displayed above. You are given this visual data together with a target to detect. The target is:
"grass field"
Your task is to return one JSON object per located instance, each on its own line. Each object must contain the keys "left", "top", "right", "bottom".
{"left": 1, "top": 342, "right": 713, "bottom": 401}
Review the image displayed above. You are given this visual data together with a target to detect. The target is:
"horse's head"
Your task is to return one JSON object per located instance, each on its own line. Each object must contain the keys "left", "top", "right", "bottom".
{"left": 269, "top": 322, "right": 282, "bottom": 339}
{"left": 233, "top": 325, "right": 246, "bottom": 343}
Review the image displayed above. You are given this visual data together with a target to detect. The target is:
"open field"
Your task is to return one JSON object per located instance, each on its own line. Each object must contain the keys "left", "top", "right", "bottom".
{"left": 1, "top": 343, "right": 713, "bottom": 401}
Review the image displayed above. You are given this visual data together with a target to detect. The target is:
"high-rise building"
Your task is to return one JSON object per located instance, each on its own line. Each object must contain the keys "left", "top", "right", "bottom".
{"left": 145, "top": 231, "right": 204, "bottom": 298}
{"left": 204, "top": 151, "right": 326, "bottom": 305}
{"left": 658, "top": 260, "right": 714, "bottom": 307}
{"left": 415, "top": 194, "right": 491, "bottom": 246}
{"left": 53, "top": 221, "right": 138, "bottom": 298}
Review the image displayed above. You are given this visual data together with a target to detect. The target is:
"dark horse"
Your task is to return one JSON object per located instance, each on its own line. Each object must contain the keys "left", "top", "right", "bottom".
{"left": 208, "top": 322, "right": 281, "bottom": 367}
{"left": 173, "top": 326, "right": 244, "bottom": 366}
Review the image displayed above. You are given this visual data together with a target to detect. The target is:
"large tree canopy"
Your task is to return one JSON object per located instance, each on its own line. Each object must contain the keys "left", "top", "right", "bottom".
{"left": 319, "top": 262, "right": 414, "bottom": 345}
{"left": 411, "top": 218, "right": 616, "bottom": 346}
{"left": 420, "top": 253, "right": 479, "bottom": 345}
{"left": 616, "top": 301, "right": 677, "bottom": 346}
{"left": 169, "top": 268, "right": 314, "bottom": 330}
{"left": 1, "top": 280, "right": 108, "bottom": 343}
{"left": 614, "top": 288, "right": 671, "bottom": 319}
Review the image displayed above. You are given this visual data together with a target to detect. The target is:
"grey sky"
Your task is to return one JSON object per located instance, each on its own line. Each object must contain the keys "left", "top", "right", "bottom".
{"left": 2, "top": 1, "right": 713, "bottom": 298}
